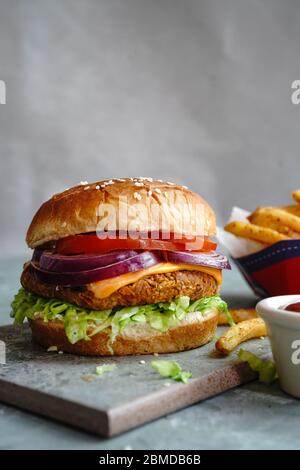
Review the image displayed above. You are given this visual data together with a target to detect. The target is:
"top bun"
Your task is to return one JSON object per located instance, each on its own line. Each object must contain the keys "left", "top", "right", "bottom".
{"left": 26, "top": 178, "right": 216, "bottom": 248}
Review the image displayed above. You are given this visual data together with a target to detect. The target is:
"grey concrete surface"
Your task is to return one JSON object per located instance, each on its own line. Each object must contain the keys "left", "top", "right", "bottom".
{"left": 0, "top": 323, "right": 269, "bottom": 437}
{"left": 1, "top": 0, "right": 300, "bottom": 254}
{"left": 1, "top": 256, "right": 299, "bottom": 450}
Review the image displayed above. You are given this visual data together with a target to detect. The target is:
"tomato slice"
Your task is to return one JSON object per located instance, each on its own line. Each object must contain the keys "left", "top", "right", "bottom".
{"left": 56, "top": 233, "right": 217, "bottom": 254}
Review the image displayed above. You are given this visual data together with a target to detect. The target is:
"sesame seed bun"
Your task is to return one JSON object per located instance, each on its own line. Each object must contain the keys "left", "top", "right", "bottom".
{"left": 28, "top": 310, "right": 218, "bottom": 356}
{"left": 26, "top": 178, "right": 216, "bottom": 248}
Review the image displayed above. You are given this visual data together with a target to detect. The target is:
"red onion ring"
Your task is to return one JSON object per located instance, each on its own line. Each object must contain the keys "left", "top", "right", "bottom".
{"left": 30, "top": 251, "right": 161, "bottom": 286}
{"left": 39, "top": 250, "right": 138, "bottom": 272}
{"left": 32, "top": 249, "right": 43, "bottom": 262}
{"left": 163, "top": 250, "right": 231, "bottom": 270}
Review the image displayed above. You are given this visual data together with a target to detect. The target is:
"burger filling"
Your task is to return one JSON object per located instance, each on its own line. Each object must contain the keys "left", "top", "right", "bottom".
{"left": 11, "top": 286, "right": 228, "bottom": 345}
{"left": 20, "top": 264, "right": 220, "bottom": 310}
{"left": 11, "top": 232, "right": 231, "bottom": 346}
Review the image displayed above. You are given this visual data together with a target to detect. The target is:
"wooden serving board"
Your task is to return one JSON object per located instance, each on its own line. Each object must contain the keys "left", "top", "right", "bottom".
{"left": 0, "top": 324, "right": 271, "bottom": 437}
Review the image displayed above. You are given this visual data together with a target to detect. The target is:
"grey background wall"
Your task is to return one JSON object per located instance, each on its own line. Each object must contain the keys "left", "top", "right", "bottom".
{"left": 0, "top": 0, "right": 300, "bottom": 255}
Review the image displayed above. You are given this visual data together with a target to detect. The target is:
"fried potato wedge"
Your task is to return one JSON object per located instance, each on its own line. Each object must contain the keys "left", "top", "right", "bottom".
{"left": 224, "top": 220, "right": 289, "bottom": 245}
{"left": 248, "top": 207, "right": 300, "bottom": 238}
{"left": 218, "top": 308, "right": 257, "bottom": 325}
{"left": 283, "top": 204, "right": 300, "bottom": 218}
{"left": 292, "top": 189, "right": 300, "bottom": 204}
{"left": 215, "top": 318, "right": 267, "bottom": 356}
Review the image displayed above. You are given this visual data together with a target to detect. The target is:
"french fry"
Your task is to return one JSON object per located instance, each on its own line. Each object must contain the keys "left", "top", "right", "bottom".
{"left": 215, "top": 318, "right": 267, "bottom": 356}
{"left": 224, "top": 220, "right": 289, "bottom": 245}
{"left": 248, "top": 207, "right": 300, "bottom": 238}
{"left": 283, "top": 204, "right": 300, "bottom": 218}
{"left": 292, "top": 189, "right": 300, "bottom": 204}
{"left": 218, "top": 308, "right": 257, "bottom": 325}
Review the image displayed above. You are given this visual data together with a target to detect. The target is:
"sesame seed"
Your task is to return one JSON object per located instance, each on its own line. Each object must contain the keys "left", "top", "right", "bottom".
{"left": 84, "top": 186, "right": 90, "bottom": 190}
{"left": 182, "top": 185, "right": 188, "bottom": 189}
{"left": 154, "top": 188, "right": 161, "bottom": 194}
{"left": 153, "top": 352, "right": 159, "bottom": 356}
{"left": 58, "top": 351, "right": 64, "bottom": 355}
{"left": 133, "top": 192, "right": 142, "bottom": 200}
{"left": 118, "top": 178, "right": 126, "bottom": 182}
{"left": 100, "top": 184, "right": 106, "bottom": 188}
{"left": 61, "top": 221, "right": 67, "bottom": 227}
{"left": 139, "top": 360, "right": 146, "bottom": 364}
{"left": 80, "top": 181, "right": 88, "bottom": 185}
{"left": 146, "top": 177, "right": 153, "bottom": 182}
{"left": 167, "top": 181, "right": 175, "bottom": 185}
{"left": 95, "top": 185, "right": 100, "bottom": 189}
{"left": 157, "top": 179, "right": 163, "bottom": 183}
{"left": 147, "top": 190, "right": 152, "bottom": 196}
{"left": 134, "top": 181, "right": 144, "bottom": 187}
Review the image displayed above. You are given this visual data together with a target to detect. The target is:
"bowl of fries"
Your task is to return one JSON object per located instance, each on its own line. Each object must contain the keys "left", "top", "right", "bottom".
{"left": 219, "top": 189, "right": 300, "bottom": 297}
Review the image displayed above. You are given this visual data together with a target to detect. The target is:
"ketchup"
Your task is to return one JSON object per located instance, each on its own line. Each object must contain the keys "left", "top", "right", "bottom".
{"left": 283, "top": 302, "right": 300, "bottom": 313}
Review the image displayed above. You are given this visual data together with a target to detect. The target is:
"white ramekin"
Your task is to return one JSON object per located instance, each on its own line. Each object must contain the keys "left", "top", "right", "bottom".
{"left": 257, "top": 295, "right": 300, "bottom": 398}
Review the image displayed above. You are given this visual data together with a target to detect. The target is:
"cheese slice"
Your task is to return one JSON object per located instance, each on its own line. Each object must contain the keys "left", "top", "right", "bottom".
{"left": 88, "top": 263, "right": 222, "bottom": 299}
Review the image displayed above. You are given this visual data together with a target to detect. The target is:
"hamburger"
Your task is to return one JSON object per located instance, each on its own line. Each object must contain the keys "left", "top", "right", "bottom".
{"left": 11, "top": 177, "right": 230, "bottom": 356}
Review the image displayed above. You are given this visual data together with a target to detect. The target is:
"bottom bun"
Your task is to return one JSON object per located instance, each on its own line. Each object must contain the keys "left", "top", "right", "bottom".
{"left": 29, "top": 311, "right": 218, "bottom": 356}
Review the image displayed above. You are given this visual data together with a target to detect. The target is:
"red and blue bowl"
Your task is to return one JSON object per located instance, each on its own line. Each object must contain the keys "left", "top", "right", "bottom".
{"left": 232, "top": 239, "right": 300, "bottom": 298}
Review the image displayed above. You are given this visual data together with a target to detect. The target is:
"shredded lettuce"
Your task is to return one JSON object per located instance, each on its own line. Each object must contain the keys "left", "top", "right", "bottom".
{"left": 238, "top": 349, "right": 277, "bottom": 384}
{"left": 95, "top": 364, "right": 116, "bottom": 376}
{"left": 11, "top": 288, "right": 228, "bottom": 345}
{"left": 151, "top": 360, "right": 192, "bottom": 383}
{"left": 225, "top": 310, "right": 235, "bottom": 327}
